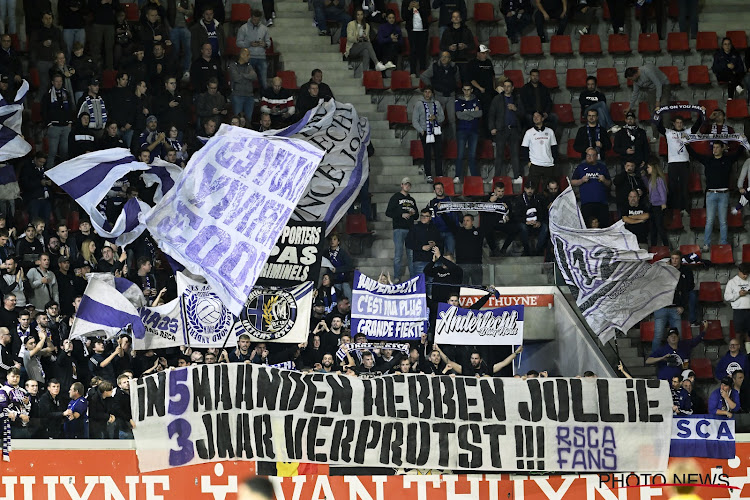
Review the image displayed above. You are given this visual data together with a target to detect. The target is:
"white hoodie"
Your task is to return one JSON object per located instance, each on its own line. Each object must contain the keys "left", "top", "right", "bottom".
{"left": 725, "top": 274, "right": 750, "bottom": 309}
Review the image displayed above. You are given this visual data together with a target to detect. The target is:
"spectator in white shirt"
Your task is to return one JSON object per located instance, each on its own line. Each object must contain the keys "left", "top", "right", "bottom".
{"left": 725, "top": 263, "right": 750, "bottom": 348}
{"left": 521, "top": 112, "right": 558, "bottom": 190}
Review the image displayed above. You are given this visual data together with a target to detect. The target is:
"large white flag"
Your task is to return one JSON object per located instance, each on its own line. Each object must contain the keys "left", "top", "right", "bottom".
{"left": 548, "top": 185, "right": 680, "bottom": 344}
{"left": 0, "top": 80, "right": 31, "bottom": 162}
{"left": 142, "top": 125, "right": 324, "bottom": 316}
{"left": 70, "top": 276, "right": 145, "bottom": 340}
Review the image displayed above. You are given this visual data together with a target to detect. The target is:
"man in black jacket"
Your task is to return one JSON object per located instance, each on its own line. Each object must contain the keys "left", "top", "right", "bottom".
{"left": 573, "top": 107, "right": 612, "bottom": 160}
{"left": 105, "top": 72, "right": 137, "bottom": 148}
{"left": 407, "top": 208, "right": 442, "bottom": 277}
{"left": 88, "top": 380, "right": 114, "bottom": 439}
{"left": 385, "top": 178, "right": 417, "bottom": 281}
{"left": 38, "top": 378, "right": 68, "bottom": 438}
{"left": 513, "top": 179, "right": 548, "bottom": 256}
{"left": 154, "top": 76, "right": 188, "bottom": 128}
{"left": 41, "top": 73, "right": 73, "bottom": 167}
{"left": 488, "top": 78, "right": 525, "bottom": 179}
{"left": 19, "top": 153, "right": 53, "bottom": 226}
{"left": 613, "top": 160, "right": 646, "bottom": 211}
{"left": 424, "top": 247, "right": 463, "bottom": 303}
{"left": 482, "top": 180, "right": 518, "bottom": 256}
{"left": 439, "top": 11, "right": 475, "bottom": 83}
{"left": 111, "top": 373, "right": 134, "bottom": 439}
{"left": 613, "top": 111, "right": 649, "bottom": 169}
{"left": 520, "top": 68, "right": 557, "bottom": 129}
{"left": 88, "top": 0, "right": 118, "bottom": 69}
{"left": 420, "top": 51, "right": 461, "bottom": 139}
{"left": 450, "top": 214, "right": 483, "bottom": 284}
{"left": 432, "top": 0, "right": 466, "bottom": 36}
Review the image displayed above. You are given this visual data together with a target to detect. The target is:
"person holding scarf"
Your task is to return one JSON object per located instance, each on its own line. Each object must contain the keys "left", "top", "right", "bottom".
{"left": 41, "top": 73, "right": 73, "bottom": 168}
{"left": 613, "top": 111, "right": 649, "bottom": 169}
{"left": 75, "top": 78, "right": 107, "bottom": 138}
{"left": 654, "top": 104, "right": 704, "bottom": 212}
{"left": 412, "top": 85, "right": 444, "bottom": 183}
{"left": 573, "top": 107, "right": 611, "bottom": 160}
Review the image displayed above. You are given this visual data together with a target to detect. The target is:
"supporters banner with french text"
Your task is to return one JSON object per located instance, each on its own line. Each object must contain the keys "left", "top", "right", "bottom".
{"left": 256, "top": 221, "right": 325, "bottom": 287}
{"left": 131, "top": 365, "right": 672, "bottom": 473}
{"left": 434, "top": 303, "right": 524, "bottom": 345}
{"left": 548, "top": 186, "right": 680, "bottom": 344}
{"left": 142, "top": 125, "right": 325, "bottom": 316}
{"left": 351, "top": 271, "right": 429, "bottom": 340}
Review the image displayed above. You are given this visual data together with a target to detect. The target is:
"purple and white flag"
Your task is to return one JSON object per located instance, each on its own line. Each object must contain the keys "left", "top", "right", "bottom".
{"left": 549, "top": 185, "right": 680, "bottom": 344}
{"left": 274, "top": 100, "right": 370, "bottom": 235}
{"left": 141, "top": 157, "right": 181, "bottom": 203}
{"left": 69, "top": 276, "right": 145, "bottom": 340}
{"left": 435, "top": 303, "right": 524, "bottom": 345}
{"left": 143, "top": 126, "right": 324, "bottom": 316}
{"left": 0, "top": 79, "right": 31, "bottom": 163}
{"left": 46, "top": 149, "right": 152, "bottom": 246}
{"left": 351, "top": 271, "right": 429, "bottom": 341}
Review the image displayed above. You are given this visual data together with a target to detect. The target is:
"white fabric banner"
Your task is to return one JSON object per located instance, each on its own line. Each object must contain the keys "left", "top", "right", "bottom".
{"left": 134, "top": 298, "right": 184, "bottom": 350}
{"left": 234, "top": 281, "right": 313, "bottom": 343}
{"left": 278, "top": 100, "right": 371, "bottom": 235}
{"left": 143, "top": 125, "right": 324, "bottom": 316}
{"left": 434, "top": 303, "right": 524, "bottom": 345}
{"left": 131, "top": 367, "right": 673, "bottom": 473}
{"left": 548, "top": 186, "right": 680, "bottom": 344}
{"left": 177, "top": 272, "right": 238, "bottom": 348}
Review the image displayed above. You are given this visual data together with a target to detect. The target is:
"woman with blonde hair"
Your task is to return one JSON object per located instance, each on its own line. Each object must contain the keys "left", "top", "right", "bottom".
{"left": 345, "top": 9, "right": 395, "bottom": 72}
{"left": 80, "top": 239, "right": 97, "bottom": 268}
{"left": 643, "top": 158, "right": 669, "bottom": 247}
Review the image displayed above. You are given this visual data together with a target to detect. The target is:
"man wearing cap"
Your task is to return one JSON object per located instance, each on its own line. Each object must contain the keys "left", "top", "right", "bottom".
{"left": 708, "top": 376, "right": 740, "bottom": 418}
{"left": 467, "top": 44, "right": 495, "bottom": 129}
{"left": 725, "top": 263, "right": 750, "bottom": 348}
{"left": 646, "top": 322, "right": 706, "bottom": 380}
{"left": 138, "top": 115, "right": 166, "bottom": 161}
{"left": 613, "top": 111, "right": 649, "bottom": 169}
{"left": 386, "top": 178, "right": 417, "bottom": 281}
{"left": 512, "top": 179, "right": 548, "bottom": 256}
{"left": 76, "top": 78, "right": 107, "bottom": 137}
{"left": 687, "top": 140, "right": 745, "bottom": 251}
{"left": 489, "top": 78, "right": 524, "bottom": 181}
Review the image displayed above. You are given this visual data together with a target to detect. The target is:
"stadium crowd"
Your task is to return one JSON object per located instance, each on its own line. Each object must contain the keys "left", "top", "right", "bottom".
{"left": 0, "top": 0, "right": 744, "bottom": 439}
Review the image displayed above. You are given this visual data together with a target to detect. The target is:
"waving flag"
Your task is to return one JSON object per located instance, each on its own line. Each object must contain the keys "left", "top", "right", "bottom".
{"left": 141, "top": 158, "right": 182, "bottom": 203}
{"left": 46, "top": 148, "right": 152, "bottom": 246}
{"left": 70, "top": 276, "right": 145, "bottom": 340}
{"left": 548, "top": 185, "right": 679, "bottom": 344}
{"left": 0, "top": 79, "right": 31, "bottom": 163}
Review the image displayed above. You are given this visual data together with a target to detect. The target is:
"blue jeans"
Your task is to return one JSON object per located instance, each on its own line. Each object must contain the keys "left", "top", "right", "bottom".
{"left": 653, "top": 306, "right": 682, "bottom": 348}
{"left": 28, "top": 198, "right": 51, "bottom": 224}
{"left": 314, "top": 4, "right": 351, "bottom": 30}
{"left": 584, "top": 101, "right": 615, "bottom": 131}
{"left": 121, "top": 128, "right": 134, "bottom": 148}
{"left": 46, "top": 125, "right": 70, "bottom": 167}
{"left": 455, "top": 129, "right": 478, "bottom": 178}
{"left": 232, "top": 95, "right": 255, "bottom": 118}
{"left": 63, "top": 29, "right": 86, "bottom": 60}
{"left": 705, "top": 191, "right": 729, "bottom": 247}
{"left": 410, "top": 260, "right": 429, "bottom": 279}
{"left": 440, "top": 230, "right": 455, "bottom": 255}
{"left": 518, "top": 221, "right": 549, "bottom": 256}
{"left": 0, "top": 0, "right": 15, "bottom": 34}
{"left": 250, "top": 58, "right": 268, "bottom": 90}
{"left": 170, "top": 27, "right": 192, "bottom": 73}
{"left": 393, "top": 228, "right": 411, "bottom": 279}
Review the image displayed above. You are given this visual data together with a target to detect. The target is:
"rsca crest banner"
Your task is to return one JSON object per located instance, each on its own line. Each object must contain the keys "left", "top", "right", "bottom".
{"left": 143, "top": 125, "right": 325, "bottom": 316}
{"left": 435, "top": 304, "right": 524, "bottom": 345}
{"left": 131, "top": 367, "right": 673, "bottom": 473}
{"left": 548, "top": 186, "right": 680, "bottom": 344}
{"left": 178, "top": 273, "right": 237, "bottom": 348}
{"left": 257, "top": 222, "right": 325, "bottom": 287}
{"left": 351, "top": 271, "right": 429, "bottom": 340}
{"left": 276, "top": 100, "right": 370, "bottom": 235}
{"left": 236, "top": 281, "right": 313, "bottom": 344}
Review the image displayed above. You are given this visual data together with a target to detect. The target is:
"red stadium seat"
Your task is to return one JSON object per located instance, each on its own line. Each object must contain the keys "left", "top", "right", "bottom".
{"left": 122, "top": 2, "right": 139, "bottom": 21}
{"left": 520, "top": 36, "right": 543, "bottom": 57}
{"left": 687, "top": 65, "right": 711, "bottom": 86}
{"left": 565, "top": 68, "right": 588, "bottom": 90}
{"left": 665, "top": 209, "right": 683, "bottom": 231}
{"left": 610, "top": 102, "right": 629, "bottom": 122}
{"left": 410, "top": 140, "right": 424, "bottom": 161}
{"left": 579, "top": 34, "right": 602, "bottom": 55}
{"left": 477, "top": 139, "right": 494, "bottom": 161}
{"left": 638, "top": 101, "right": 652, "bottom": 122}
{"left": 698, "top": 281, "right": 723, "bottom": 304}
{"left": 698, "top": 99, "right": 719, "bottom": 114}
{"left": 462, "top": 176, "right": 486, "bottom": 196}
{"left": 539, "top": 69, "right": 558, "bottom": 90}
{"left": 640, "top": 321, "right": 655, "bottom": 342}
{"left": 433, "top": 177, "right": 456, "bottom": 196}
{"left": 727, "top": 99, "right": 749, "bottom": 120}
{"left": 690, "top": 358, "right": 714, "bottom": 380}
{"left": 492, "top": 176, "right": 514, "bottom": 194}
{"left": 363, "top": 71, "right": 387, "bottom": 91}
{"left": 659, "top": 66, "right": 680, "bottom": 86}
{"left": 729, "top": 210, "right": 744, "bottom": 231}
{"left": 390, "top": 70, "right": 416, "bottom": 93}
{"left": 231, "top": 3, "right": 251, "bottom": 22}
{"left": 102, "top": 69, "right": 117, "bottom": 89}
{"left": 608, "top": 34, "right": 631, "bottom": 54}
{"left": 430, "top": 36, "right": 440, "bottom": 57}
{"left": 704, "top": 320, "right": 724, "bottom": 341}
{"left": 346, "top": 214, "right": 370, "bottom": 235}
{"left": 727, "top": 30, "right": 748, "bottom": 51}
{"left": 473, "top": 2, "right": 496, "bottom": 23}
{"left": 667, "top": 32, "right": 689, "bottom": 53}
{"left": 696, "top": 32, "right": 718, "bottom": 53}
{"left": 690, "top": 208, "right": 707, "bottom": 232}
{"left": 688, "top": 172, "right": 703, "bottom": 195}
{"left": 658, "top": 136, "right": 668, "bottom": 156}
{"left": 386, "top": 105, "right": 408, "bottom": 126}
{"left": 650, "top": 246, "right": 670, "bottom": 263}
{"left": 743, "top": 244, "right": 750, "bottom": 264}
{"left": 711, "top": 244, "right": 735, "bottom": 266}
{"left": 489, "top": 36, "right": 513, "bottom": 57}
{"left": 554, "top": 103, "right": 574, "bottom": 124}
{"left": 596, "top": 68, "right": 619, "bottom": 88}
{"left": 638, "top": 33, "right": 661, "bottom": 54}
{"left": 276, "top": 70, "right": 298, "bottom": 90}
{"left": 550, "top": 35, "right": 573, "bottom": 56}
{"left": 504, "top": 69, "right": 524, "bottom": 89}
{"left": 443, "top": 139, "right": 457, "bottom": 160}
{"left": 225, "top": 36, "right": 239, "bottom": 56}
{"left": 680, "top": 244, "right": 701, "bottom": 258}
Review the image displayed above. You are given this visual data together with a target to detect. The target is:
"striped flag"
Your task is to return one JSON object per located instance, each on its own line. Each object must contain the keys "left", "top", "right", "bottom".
{"left": 141, "top": 158, "right": 182, "bottom": 203}
{"left": 69, "top": 276, "right": 145, "bottom": 340}
{"left": 46, "top": 148, "right": 152, "bottom": 246}
{"left": 0, "top": 79, "right": 31, "bottom": 163}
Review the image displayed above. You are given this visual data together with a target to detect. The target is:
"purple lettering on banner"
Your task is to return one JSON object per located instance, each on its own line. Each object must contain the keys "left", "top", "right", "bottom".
{"left": 188, "top": 163, "right": 233, "bottom": 208}
{"left": 168, "top": 368, "right": 190, "bottom": 415}
{"left": 185, "top": 225, "right": 231, "bottom": 268}
{"left": 214, "top": 140, "right": 244, "bottom": 171}
{"left": 269, "top": 149, "right": 297, "bottom": 198}
{"left": 208, "top": 179, "right": 244, "bottom": 219}
{"left": 234, "top": 192, "right": 265, "bottom": 234}
{"left": 219, "top": 240, "right": 261, "bottom": 288}
{"left": 156, "top": 201, "right": 204, "bottom": 244}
